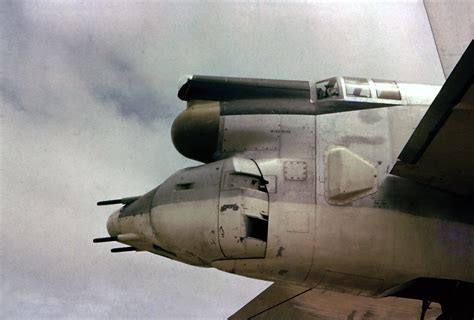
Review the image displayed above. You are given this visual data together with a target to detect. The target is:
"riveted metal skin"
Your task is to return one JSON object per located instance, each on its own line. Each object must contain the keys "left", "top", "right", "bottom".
{"left": 104, "top": 72, "right": 473, "bottom": 314}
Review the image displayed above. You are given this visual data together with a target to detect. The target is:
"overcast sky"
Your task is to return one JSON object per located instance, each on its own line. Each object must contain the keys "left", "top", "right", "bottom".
{"left": 1, "top": 1, "right": 444, "bottom": 319}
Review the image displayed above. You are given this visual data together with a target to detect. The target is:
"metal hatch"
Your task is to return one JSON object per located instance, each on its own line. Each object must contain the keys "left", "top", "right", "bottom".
{"left": 218, "top": 158, "right": 269, "bottom": 259}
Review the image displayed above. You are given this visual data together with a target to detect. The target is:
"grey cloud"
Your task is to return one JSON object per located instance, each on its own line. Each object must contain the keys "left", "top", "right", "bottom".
{"left": 89, "top": 53, "right": 174, "bottom": 122}
{"left": 2, "top": 4, "right": 174, "bottom": 123}
{"left": 2, "top": 2, "right": 270, "bottom": 319}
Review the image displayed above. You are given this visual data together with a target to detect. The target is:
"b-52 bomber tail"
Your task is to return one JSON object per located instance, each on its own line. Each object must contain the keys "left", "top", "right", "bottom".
{"left": 95, "top": 41, "right": 473, "bottom": 319}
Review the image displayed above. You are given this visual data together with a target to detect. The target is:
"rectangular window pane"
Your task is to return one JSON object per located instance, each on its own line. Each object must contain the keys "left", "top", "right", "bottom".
{"left": 374, "top": 80, "right": 401, "bottom": 100}
{"left": 316, "top": 78, "right": 339, "bottom": 100}
{"left": 344, "top": 77, "right": 371, "bottom": 98}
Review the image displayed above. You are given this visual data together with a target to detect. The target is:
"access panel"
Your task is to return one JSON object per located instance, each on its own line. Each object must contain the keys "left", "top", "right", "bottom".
{"left": 218, "top": 158, "right": 269, "bottom": 259}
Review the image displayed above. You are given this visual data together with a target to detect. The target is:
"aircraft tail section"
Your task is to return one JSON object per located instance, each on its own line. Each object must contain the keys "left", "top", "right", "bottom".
{"left": 424, "top": 0, "right": 473, "bottom": 78}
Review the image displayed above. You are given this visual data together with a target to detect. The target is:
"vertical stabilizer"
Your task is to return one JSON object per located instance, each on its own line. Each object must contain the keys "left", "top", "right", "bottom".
{"left": 423, "top": 0, "right": 474, "bottom": 78}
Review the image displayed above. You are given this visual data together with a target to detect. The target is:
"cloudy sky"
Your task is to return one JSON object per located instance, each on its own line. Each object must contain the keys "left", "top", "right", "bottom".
{"left": 1, "top": 1, "right": 444, "bottom": 319}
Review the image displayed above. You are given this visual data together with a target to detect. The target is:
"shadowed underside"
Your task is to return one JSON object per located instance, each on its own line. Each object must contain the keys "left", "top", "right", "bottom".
{"left": 230, "top": 283, "right": 443, "bottom": 320}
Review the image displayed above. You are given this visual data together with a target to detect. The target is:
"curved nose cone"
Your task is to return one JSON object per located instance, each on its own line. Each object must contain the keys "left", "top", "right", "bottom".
{"left": 106, "top": 210, "right": 120, "bottom": 237}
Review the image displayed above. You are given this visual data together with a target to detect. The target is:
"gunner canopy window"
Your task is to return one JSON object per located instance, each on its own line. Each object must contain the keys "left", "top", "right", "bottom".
{"left": 344, "top": 77, "right": 371, "bottom": 98}
{"left": 316, "top": 78, "right": 339, "bottom": 100}
{"left": 374, "top": 79, "right": 401, "bottom": 100}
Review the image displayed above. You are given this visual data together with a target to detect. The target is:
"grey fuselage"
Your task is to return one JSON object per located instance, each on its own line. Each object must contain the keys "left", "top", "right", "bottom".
{"left": 106, "top": 80, "right": 473, "bottom": 298}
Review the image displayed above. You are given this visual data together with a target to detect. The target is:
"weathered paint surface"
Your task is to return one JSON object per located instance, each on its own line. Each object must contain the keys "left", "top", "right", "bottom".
{"left": 229, "top": 283, "right": 443, "bottom": 320}
{"left": 104, "top": 76, "right": 472, "bottom": 318}
{"left": 108, "top": 94, "right": 474, "bottom": 286}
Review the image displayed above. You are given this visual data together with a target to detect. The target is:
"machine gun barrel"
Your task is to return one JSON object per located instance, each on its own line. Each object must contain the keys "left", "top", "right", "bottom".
{"left": 93, "top": 236, "right": 118, "bottom": 243}
{"left": 111, "top": 247, "right": 137, "bottom": 253}
{"left": 97, "top": 196, "right": 139, "bottom": 206}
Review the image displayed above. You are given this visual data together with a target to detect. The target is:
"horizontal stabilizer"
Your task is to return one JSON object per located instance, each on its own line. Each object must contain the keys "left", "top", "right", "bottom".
{"left": 391, "top": 40, "right": 474, "bottom": 196}
{"left": 229, "top": 283, "right": 442, "bottom": 319}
